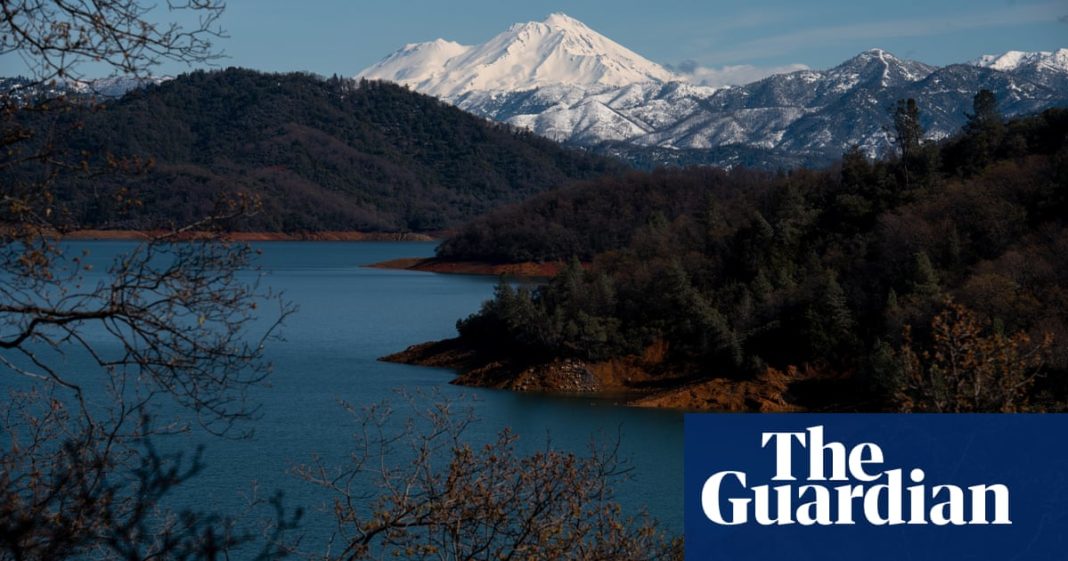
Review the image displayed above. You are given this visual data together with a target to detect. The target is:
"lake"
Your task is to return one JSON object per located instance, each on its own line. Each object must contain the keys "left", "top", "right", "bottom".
{"left": 1, "top": 240, "right": 684, "bottom": 550}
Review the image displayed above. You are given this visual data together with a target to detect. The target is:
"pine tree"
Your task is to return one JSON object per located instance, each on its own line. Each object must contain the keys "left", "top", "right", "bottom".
{"left": 804, "top": 272, "right": 857, "bottom": 360}
{"left": 893, "top": 98, "right": 923, "bottom": 189}
{"left": 698, "top": 195, "right": 726, "bottom": 253}
{"left": 893, "top": 98, "right": 922, "bottom": 160}
{"left": 962, "top": 89, "right": 1004, "bottom": 173}
{"left": 966, "top": 89, "right": 1001, "bottom": 131}
{"left": 908, "top": 251, "right": 941, "bottom": 298}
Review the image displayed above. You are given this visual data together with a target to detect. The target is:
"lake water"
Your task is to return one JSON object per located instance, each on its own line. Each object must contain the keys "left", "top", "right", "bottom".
{"left": 2, "top": 241, "right": 684, "bottom": 551}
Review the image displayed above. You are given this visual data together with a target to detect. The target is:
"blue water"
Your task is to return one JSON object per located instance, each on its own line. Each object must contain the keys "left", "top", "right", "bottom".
{"left": 1, "top": 241, "right": 683, "bottom": 550}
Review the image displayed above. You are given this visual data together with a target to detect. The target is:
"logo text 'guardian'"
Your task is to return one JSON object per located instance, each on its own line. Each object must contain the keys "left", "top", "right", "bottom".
{"left": 701, "top": 426, "right": 1011, "bottom": 526}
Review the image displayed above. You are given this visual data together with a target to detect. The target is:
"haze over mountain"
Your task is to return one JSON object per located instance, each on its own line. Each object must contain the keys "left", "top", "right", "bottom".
{"left": 359, "top": 14, "right": 1068, "bottom": 168}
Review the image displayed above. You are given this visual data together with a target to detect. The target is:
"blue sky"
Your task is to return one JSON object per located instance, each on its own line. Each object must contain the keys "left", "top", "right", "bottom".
{"left": 2, "top": 0, "right": 1066, "bottom": 81}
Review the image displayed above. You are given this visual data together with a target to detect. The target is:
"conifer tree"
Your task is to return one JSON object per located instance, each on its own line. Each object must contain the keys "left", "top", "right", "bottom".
{"left": 893, "top": 98, "right": 923, "bottom": 188}
{"left": 893, "top": 98, "right": 923, "bottom": 160}
{"left": 962, "top": 89, "right": 1004, "bottom": 173}
{"left": 909, "top": 251, "right": 941, "bottom": 298}
{"left": 804, "top": 272, "right": 857, "bottom": 360}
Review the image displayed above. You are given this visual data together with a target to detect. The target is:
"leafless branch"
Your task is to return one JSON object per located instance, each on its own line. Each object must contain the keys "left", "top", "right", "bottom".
{"left": 294, "top": 395, "right": 681, "bottom": 561}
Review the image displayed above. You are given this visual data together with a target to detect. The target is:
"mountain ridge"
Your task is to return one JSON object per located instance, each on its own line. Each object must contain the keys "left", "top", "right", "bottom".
{"left": 973, "top": 48, "right": 1068, "bottom": 73}
{"left": 358, "top": 14, "right": 1068, "bottom": 168}
{"left": 9, "top": 14, "right": 1064, "bottom": 171}
{"left": 7, "top": 69, "right": 622, "bottom": 232}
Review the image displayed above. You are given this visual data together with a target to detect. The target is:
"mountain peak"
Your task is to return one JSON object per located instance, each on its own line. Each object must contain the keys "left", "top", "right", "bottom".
{"left": 542, "top": 12, "right": 584, "bottom": 28}
{"left": 850, "top": 48, "right": 899, "bottom": 63}
{"left": 831, "top": 48, "right": 933, "bottom": 85}
{"left": 399, "top": 38, "right": 468, "bottom": 54}
{"left": 973, "top": 48, "right": 1068, "bottom": 73}
{"left": 357, "top": 14, "right": 675, "bottom": 98}
{"left": 833, "top": 49, "right": 904, "bottom": 72}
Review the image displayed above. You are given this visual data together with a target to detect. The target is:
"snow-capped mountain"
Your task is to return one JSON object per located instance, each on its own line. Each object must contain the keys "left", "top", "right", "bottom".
{"left": 66, "top": 75, "right": 172, "bottom": 97}
{"left": 970, "top": 48, "right": 1068, "bottom": 95}
{"left": 357, "top": 13, "right": 676, "bottom": 98}
{"left": 358, "top": 14, "right": 1068, "bottom": 168}
{"left": 973, "top": 49, "right": 1068, "bottom": 73}
{"left": 2, "top": 75, "right": 170, "bottom": 104}
{"left": 356, "top": 39, "right": 472, "bottom": 93}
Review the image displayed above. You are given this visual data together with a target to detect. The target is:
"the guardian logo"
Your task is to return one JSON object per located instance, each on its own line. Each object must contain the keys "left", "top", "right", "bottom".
{"left": 701, "top": 425, "right": 1011, "bottom": 527}
{"left": 686, "top": 415, "right": 1067, "bottom": 560}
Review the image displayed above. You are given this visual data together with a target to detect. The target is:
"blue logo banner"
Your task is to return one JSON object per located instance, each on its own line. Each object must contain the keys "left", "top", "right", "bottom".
{"left": 684, "top": 414, "right": 1068, "bottom": 560}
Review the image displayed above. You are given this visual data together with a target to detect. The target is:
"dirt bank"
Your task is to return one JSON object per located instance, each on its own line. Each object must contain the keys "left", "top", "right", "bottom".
{"left": 381, "top": 338, "right": 810, "bottom": 412}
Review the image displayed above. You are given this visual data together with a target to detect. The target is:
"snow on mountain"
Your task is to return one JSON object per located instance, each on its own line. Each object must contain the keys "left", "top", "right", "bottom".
{"left": 968, "top": 48, "right": 1068, "bottom": 104}
{"left": 357, "top": 39, "right": 472, "bottom": 88}
{"left": 66, "top": 75, "right": 171, "bottom": 97}
{"left": 357, "top": 12, "right": 676, "bottom": 98}
{"left": 973, "top": 49, "right": 1068, "bottom": 73}
{"left": 358, "top": 15, "right": 1068, "bottom": 169}
{"left": 826, "top": 49, "right": 936, "bottom": 88}
{"left": 2, "top": 75, "right": 170, "bottom": 104}
{"left": 454, "top": 81, "right": 721, "bottom": 145}
{"left": 450, "top": 46, "right": 945, "bottom": 157}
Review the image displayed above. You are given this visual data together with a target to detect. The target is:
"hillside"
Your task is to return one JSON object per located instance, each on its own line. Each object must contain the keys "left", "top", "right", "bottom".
{"left": 389, "top": 107, "right": 1068, "bottom": 412}
{"left": 9, "top": 69, "right": 621, "bottom": 232}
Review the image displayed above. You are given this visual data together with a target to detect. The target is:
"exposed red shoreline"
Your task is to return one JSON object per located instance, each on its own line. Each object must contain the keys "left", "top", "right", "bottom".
{"left": 380, "top": 338, "right": 812, "bottom": 412}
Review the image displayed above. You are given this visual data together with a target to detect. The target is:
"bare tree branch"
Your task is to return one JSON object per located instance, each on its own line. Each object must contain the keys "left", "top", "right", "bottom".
{"left": 295, "top": 395, "right": 681, "bottom": 561}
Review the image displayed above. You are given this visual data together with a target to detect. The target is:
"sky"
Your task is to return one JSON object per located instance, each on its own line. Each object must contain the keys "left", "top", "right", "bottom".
{"left": 2, "top": 0, "right": 1066, "bottom": 86}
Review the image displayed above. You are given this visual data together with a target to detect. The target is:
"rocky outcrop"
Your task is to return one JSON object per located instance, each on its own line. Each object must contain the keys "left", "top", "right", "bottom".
{"left": 458, "top": 359, "right": 601, "bottom": 393}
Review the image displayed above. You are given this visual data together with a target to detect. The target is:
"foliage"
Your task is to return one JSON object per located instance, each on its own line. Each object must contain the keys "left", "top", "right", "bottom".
{"left": 0, "top": 0, "right": 224, "bottom": 85}
{"left": 445, "top": 104, "right": 1068, "bottom": 410}
{"left": 9, "top": 70, "right": 621, "bottom": 232}
{"left": 892, "top": 99, "right": 922, "bottom": 155}
{"left": 891, "top": 302, "right": 1053, "bottom": 412}
{"left": 295, "top": 397, "right": 681, "bottom": 561}
{"left": 2, "top": 2, "right": 305, "bottom": 559}
{"left": 3, "top": 6, "right": 668, "bottom": 561}
{"left": 0, "top": 392, "right": 300, "bottom": 560}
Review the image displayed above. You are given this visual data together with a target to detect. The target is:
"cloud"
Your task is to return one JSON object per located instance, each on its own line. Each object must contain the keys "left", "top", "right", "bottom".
{"left": 668, "top": 60, "right": 810, "bottom": 87}
{"left": 699, "top": 1, "right": 1063, "bottom": 64}
{"left": 1059, "top": 14, "right": 1068, "bottom": 24}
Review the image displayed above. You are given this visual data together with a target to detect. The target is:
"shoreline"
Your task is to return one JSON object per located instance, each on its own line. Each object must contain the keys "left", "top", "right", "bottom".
{"left": 367, "top": 257, "right": 566, "bottom": 278}
{"left": 57, "top": 230, "right": 440, "bottom": 242}
{"left": 380, "top": 338, "right": 812, "bottom": 413}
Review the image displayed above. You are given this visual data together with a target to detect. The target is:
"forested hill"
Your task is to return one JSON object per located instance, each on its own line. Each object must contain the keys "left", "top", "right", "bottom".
{"left": 17, "top": 69, "right": 621, "bottom": 232}
{"left": 439, "top": 108, "right": 1068, "bottom": 263}
{"left": 434, "top": 107, "right": 1068, "bottom": 411}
